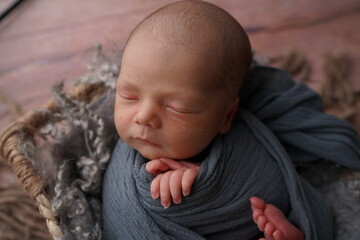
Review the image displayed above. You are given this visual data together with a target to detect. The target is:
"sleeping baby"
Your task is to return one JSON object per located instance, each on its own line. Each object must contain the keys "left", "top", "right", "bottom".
{"left": 102, "top": 1, "right": 360, "bottom": 239}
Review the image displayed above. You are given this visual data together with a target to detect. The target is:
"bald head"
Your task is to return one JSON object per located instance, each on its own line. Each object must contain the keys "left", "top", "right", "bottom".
{"left": 124, "top": 0, "right": 252, "bottom": 97}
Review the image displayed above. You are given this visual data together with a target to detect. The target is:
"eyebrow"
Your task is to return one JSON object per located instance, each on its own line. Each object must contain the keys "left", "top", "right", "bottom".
{"left": 116, "top": 78, "right": 139, "bottom": 91}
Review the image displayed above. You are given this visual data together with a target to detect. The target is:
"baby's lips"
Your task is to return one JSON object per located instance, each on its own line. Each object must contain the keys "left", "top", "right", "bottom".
{"left": 136, "top": 137, "right": 161, "bottom": 147}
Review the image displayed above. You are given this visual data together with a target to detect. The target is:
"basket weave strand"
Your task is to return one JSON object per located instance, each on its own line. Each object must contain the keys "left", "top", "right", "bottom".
{"left": 0, "top": 121, "right": 63, "bottom": 239}
{"left": 0, "top": 83, "right": 108, "bottom": 239}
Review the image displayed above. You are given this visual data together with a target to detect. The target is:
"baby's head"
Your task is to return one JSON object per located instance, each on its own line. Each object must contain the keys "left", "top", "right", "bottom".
{"left": 115, "top": 0, "right": 252, "bottom": 160}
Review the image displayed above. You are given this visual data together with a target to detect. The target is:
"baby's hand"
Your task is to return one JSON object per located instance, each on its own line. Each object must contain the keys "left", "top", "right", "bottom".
{"left": 145, "top": 158, "right": 200, "bottom": 208}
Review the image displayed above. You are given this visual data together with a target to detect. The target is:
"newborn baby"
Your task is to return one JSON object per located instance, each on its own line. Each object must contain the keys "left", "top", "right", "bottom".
{"left": 102, "top": 1, "right": 336, "bottom": 239}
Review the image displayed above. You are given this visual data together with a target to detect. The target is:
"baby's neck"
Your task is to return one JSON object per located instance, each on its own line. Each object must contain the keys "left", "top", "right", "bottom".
{"left": 186, "top": 141, "right": 213, "bottom": 163}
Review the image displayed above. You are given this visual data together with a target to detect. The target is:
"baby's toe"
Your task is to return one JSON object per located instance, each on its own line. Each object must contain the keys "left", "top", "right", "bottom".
{"left": 272, "top": 229, "right": 285, "bottom": 240}
{"left": 253, "top": 209, "right": 263, "bottom": 223}
{"left": 256, "top": 215, "right": 267, "bottom": 232}
{"left": 250, "top": 196, "right": 266, "bottom": 211}
{"left": 264, "top": 222, "right": 276, "bottom": 240}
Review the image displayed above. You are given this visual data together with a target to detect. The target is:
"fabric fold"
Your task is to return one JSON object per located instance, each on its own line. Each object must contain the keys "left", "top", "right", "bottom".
{"left": 241, "top": 66, "right": 360, "bottom": 168}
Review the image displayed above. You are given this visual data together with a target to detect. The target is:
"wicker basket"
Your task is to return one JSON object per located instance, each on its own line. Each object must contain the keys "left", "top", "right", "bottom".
{"left": 0, "top": 82, "right": 108, "bottom": 239}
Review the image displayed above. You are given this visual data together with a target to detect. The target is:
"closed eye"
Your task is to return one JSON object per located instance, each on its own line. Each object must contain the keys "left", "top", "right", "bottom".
{"left": 166, "top": 105, "right": 199, "bottom": 114}
{"left": 118, "top": 94, "right": 138, "bottom": 102}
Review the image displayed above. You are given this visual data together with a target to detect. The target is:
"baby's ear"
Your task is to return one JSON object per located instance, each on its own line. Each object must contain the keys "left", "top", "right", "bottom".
{"left": 219, "top": 97, "right": 239, "bottom": 134}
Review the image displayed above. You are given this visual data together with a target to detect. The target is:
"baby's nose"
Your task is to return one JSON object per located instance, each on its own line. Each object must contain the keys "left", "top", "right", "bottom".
{"left": 134, "top": 101, "right": 161, "bottom": 129}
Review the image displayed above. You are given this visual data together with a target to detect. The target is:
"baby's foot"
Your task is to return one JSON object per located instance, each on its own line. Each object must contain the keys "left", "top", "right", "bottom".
{"left": 250, "top": 196, "right": 304, "bottom": 240}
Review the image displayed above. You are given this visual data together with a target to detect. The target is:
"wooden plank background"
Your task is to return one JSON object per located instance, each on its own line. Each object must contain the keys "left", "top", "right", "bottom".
{"left": 0, "top": 0, "right": 359, "bottom": 132}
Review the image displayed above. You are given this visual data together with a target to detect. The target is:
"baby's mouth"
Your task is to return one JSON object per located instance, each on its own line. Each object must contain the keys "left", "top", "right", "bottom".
{"left": 135, "top": 137, "right": 161, "bottom": 147}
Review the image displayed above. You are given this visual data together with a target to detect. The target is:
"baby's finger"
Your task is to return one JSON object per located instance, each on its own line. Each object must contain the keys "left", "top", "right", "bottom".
{"left": 178, "top": 160, "right": 200, "bottom": 169}
{"left": 146, "top": 159, "right": 169, "bottom": 176}
{"left": 169, "top": 169, "right": 184, "bottom": 204}
{"left": 150, "top": 174, "right": 163, "bottom": 199}
{"left": 160, "top": 171, "right": 172, "bottom": 208}
{"left": 182, "top": 167, "right": 199, "bottom": 196}
{"left": 159, "top": 158, "right": 186, "bottom": 170}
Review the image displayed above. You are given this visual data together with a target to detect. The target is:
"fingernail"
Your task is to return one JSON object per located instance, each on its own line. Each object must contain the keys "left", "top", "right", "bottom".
{"left": 151, "top": 192, "right": 159, "bottom": 199}
{"left": 162, "top": 201, "right": 170, "bottom": 208}
{"left": 182, "top": 190, "right": 190, "bottom": 197}
{"left": 173, "top": 198, "right": 182, "bottom": 204}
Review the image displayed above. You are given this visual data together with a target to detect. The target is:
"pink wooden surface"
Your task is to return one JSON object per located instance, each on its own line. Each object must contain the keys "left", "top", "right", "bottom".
{"left": 0, "top": 0, "right": 359, "bottom": 131}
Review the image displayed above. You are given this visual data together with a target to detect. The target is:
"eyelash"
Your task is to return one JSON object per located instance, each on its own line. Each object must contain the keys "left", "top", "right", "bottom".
{"left": 166, "top": 105, "right": 197, "bottom": 114}
{"left": 119, "top": 94, "right": 138, "bottom": 101}
{"left": 118, "top": 94, "right": 197, "bottom": 114}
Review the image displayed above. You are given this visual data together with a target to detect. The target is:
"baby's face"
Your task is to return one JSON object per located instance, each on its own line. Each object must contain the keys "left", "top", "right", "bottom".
{"left": 114, "top": 38, "right": 237, "bottom": 160}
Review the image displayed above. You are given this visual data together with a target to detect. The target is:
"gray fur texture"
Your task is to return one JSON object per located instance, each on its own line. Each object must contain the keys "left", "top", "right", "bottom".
{"left": 33, "top": 57, "right": 119, "bottom": 240}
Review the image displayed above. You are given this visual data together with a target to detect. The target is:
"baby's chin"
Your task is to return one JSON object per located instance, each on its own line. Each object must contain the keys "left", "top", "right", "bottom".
{"left": 139, "top": 151, "right": 177, "bottom": 161}
{"left": 135, "top": 147, "right": 169, "bottom": 160}
{"left": 129, "top": 141, "right": 200, "bottom": 160}
{"left": 137, "top": 148, "right": 192, "bottom": 161}
{"left": 125, "top": 140, "right": 170, "bottom": 160}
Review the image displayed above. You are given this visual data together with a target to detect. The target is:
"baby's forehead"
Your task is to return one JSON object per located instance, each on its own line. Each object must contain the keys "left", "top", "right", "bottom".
{"left": 125, "top": 33, "right": 228, "bottom": 96}
{"left": 125, "top": 0, "right": 251, "bottom": 98}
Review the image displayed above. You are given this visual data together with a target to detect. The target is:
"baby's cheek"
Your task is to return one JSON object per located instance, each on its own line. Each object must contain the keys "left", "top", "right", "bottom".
{"left": 114, "top": 114, "right": 130, "bottom": 137}
{"left": 170, "top": 132, "right": 208, "bottom": 158}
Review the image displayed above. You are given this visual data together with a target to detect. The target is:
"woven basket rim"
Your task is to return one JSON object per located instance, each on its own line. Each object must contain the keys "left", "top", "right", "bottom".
{"left": 0, "top": 82, "right": 108, "bottom": 239}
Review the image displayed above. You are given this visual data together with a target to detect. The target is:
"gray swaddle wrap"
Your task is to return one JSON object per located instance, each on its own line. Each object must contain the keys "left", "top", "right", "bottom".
{"left": 102, "top": 66, "right": 360, "bottom": 239}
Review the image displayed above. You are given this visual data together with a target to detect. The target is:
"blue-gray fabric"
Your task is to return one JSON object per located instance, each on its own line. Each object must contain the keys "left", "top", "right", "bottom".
{"left": 102, "top": 66, "right": 360, "bottom": 239}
